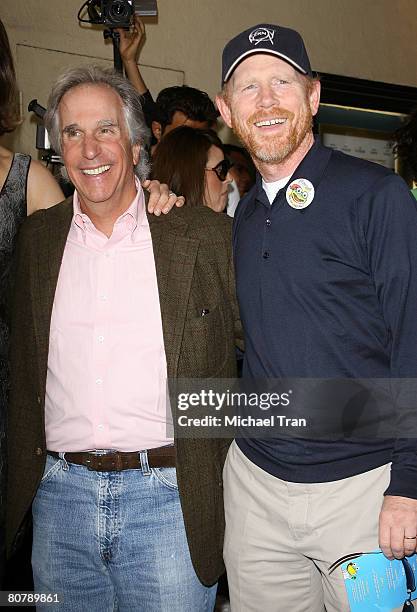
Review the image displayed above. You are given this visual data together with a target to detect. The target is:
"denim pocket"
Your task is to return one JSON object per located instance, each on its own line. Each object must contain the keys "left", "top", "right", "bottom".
{"left": 40, "top": 455, "right": 62, "bottom": 484}
{"left": 152, "top": 467, "right": 178, "bottom": 490}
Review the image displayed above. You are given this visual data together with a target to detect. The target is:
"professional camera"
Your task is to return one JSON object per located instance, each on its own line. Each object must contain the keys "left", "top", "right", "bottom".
{"left": 99, "top": 1, "right": 134, "bottom": 28}
{"left": 79, "top": 0, "right": 157, "bottom": 29}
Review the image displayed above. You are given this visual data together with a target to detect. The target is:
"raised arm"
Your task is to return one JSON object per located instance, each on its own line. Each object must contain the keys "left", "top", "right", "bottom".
{"left": 118, "top": 16, "right": 148, "bottom": 96}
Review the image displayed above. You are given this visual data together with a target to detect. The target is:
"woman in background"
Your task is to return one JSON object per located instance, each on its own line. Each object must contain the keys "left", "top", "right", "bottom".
{"left": 152, "top": 126, "right": 233, "bottom": 213}
{"left": 0, "top": 21, "right": 64, "bottom": 212}
{"left": 0, "top": 18, "right": 65, "bottom": 583}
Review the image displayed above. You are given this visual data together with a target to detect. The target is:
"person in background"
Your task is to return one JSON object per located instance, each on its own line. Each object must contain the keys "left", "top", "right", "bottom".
{"left": 394, "top": 106, "right": 417, "bottom": 199}
{"left": 0, "top": 20, "right": 64, "bottom": 213}
{"left": 150, "top": 86, "right": 218, "bottom": 146}
{"left": 0, "top": 18, "right": 65, "bottom": 583}
{"left": 118, "top": 16, "right": 244, "bottom": 220}
{"left": 152, "top": 126, "right": 232, "bottom": 213}
{"left": 223, "top": 143, "right": 255, "bottom": 216}
{"left": 118, "top": 17, "right": 218, "bottom": 152}
{"left": 223, "top": 144, "right": 255, "bottom": 197}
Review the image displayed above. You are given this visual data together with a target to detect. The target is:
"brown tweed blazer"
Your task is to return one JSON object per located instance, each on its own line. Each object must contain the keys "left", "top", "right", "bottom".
{"left": 7, "top": 197, "right": 240, "bottom": 586}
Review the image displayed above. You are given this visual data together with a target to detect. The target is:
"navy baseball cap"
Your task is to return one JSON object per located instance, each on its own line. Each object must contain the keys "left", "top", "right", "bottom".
{"left": 221, "top": 24, "right": 312, "bottom": 84}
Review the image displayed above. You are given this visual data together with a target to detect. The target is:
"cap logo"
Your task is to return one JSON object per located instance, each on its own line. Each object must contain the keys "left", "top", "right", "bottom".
{"left": 248, "top": 27, "right": 275, "bottom": 46}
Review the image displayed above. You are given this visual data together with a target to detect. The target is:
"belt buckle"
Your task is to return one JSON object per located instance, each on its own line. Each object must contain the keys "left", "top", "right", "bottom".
{"left": 84, "top": 456, "right": 96, "bottom": 471}
{"left": 114, "top": 453, "right": 123, "bottom": 471}
{"left": 84, "top": 452, "right": 125, "bottom": 471}
{"left": 85, "top": 454, "right": 108, "bottom": 471}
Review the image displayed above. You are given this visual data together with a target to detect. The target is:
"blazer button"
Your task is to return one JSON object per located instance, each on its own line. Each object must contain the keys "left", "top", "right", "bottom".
{"left": 37, "top": 396, "right": 42, "bottom": 405}
{"left": 35, "top": 447, "right": 43, "bottom": 456}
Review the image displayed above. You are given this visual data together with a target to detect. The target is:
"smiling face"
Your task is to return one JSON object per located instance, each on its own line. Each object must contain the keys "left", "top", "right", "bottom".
{"left": 217, "top": 55, "right": 320, "bottom": 170}
{"left": 204, "top": 145, "right": 232, "bottom": 213}
{"left": 59, "top": 83, "right": 140, "bottom": 216}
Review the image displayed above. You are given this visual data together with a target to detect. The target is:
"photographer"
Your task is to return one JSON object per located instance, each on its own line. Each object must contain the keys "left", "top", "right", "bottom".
{"left": 117, "top": 17, "right": 218, "bottom": 152}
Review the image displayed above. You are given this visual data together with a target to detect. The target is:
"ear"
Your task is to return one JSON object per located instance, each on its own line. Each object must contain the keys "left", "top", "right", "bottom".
{"left": 132, "top": 143, "right": 141, "bottom": 166}
{"left": 151, "top": 121, "right": 162, "bottom": 142}
{"left": 308, "top": 80, "right": 321, "bottom": 117}
{"left": 216, "top": 94, "right": 233, "bottom": 129}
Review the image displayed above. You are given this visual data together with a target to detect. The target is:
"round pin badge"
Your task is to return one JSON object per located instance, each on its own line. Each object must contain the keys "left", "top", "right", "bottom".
{"left": 286, "top": 178, "right": 315, "bottom": 210}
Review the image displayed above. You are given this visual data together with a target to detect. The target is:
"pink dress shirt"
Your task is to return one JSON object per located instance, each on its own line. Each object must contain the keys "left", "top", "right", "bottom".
{"left": 45, "top": 185, "right": 173, "bottom": 452}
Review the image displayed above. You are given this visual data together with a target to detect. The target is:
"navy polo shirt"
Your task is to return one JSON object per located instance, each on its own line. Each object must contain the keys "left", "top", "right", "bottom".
{"left": 234, "top": 138, "right": 417, "bottom": 498}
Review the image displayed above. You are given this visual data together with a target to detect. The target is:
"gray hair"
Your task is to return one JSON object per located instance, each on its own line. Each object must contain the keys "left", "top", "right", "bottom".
{"left": 44, "top": 65, "right": 150, "bottom": 181}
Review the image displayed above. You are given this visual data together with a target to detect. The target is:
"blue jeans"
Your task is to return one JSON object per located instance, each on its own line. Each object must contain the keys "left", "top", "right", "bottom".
{"left": 32, "top": 452, "right": 217, "bottom": 612}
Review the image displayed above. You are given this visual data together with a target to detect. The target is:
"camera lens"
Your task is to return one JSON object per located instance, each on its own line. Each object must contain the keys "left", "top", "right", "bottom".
{"left": 109, "top": 0, "right": 130, "bottom": 21}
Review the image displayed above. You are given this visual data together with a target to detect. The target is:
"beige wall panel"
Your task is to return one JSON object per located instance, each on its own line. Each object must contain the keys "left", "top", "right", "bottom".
{"left": 13, "top": 44, "right": 182, "bottom": 156}
{"left": 1, "top": 0, "right": 417, "bottom": 154}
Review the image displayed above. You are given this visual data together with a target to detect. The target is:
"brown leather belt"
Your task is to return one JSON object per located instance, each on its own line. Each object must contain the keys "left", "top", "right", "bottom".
{"left": 47, "top": 446, "right": 176, "bottom": 472}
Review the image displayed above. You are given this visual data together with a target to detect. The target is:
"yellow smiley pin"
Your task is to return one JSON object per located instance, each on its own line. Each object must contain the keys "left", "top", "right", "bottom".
{"left": 286, "top": 178, "right": 315, "bottom": 210}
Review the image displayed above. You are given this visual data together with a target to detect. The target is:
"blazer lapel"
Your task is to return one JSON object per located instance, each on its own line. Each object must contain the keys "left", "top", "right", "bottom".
{"left": 147, "top": 211, "right": 199, "bottom": 378}
{"left": 32, "top": 199, "right": 73, "bottom": 395}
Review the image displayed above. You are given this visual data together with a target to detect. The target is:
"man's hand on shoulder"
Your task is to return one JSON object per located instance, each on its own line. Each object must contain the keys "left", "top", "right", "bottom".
{"left": 379, "top": 495, "right": 417, "bottom": 559}
{"left": 142, "top": 179, "right": 185, "bottom": 216}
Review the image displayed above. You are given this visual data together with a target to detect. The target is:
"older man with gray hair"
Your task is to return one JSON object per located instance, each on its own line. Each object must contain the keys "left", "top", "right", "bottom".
{"left": 7, "top": 66, "right": 240, "bottom": 611}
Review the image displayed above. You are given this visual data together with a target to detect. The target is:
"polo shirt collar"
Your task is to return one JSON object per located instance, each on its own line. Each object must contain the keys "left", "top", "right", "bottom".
{"left": 246, "top": 137, "right": 333, "bottom": 217}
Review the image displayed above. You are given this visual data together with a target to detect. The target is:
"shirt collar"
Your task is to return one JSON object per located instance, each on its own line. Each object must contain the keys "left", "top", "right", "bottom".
{"left": 73, "top": 178, "right": 146, "bottom": 236}
{"left": 245, "top": 137, "right": 333, "bottom": 217}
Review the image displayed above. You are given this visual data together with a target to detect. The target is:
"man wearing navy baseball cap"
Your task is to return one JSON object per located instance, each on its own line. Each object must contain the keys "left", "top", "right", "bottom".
{"left": 216, "top": 24, "right": 417, "bottom": 611}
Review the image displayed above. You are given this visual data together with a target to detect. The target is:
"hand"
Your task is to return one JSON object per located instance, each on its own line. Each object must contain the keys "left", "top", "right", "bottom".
{"left": 117, "top": 16, "right": 145, "bottom": 64}
{"left": 379, "top": 495, "right": 417, "bottom": 559}
{"left": 142, "top": 179, "right": 185, "bottom": 215}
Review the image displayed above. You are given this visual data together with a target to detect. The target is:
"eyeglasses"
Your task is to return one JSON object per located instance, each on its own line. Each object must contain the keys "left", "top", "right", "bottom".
{"left": 329, "top": 551, "right": 416, "bottom": 610}
{"left": 205, "top": 158, "right": 233, "bottom": 182}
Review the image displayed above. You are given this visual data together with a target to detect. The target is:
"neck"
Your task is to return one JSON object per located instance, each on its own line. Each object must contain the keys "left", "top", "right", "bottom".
{"left": 79, "top": 181, "right": 137, "bottom": 238}
{"left": 255, "top": 132, "right": 315, "bottom": 183}
{"left": 0, "top": 145, "right": 12, "bottom": 163}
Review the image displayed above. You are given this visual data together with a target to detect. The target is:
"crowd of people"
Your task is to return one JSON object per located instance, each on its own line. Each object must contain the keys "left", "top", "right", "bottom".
{"left": 116, "top": 16, "right": 256, "bottom": 214}
{"left": 1, "top": 11, "right": 417, "bottom": 612}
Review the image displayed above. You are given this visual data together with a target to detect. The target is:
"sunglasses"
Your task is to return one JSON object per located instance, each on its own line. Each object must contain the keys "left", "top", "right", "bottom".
{"left": 205, "top": 158, "right": 233, "bottom": 182}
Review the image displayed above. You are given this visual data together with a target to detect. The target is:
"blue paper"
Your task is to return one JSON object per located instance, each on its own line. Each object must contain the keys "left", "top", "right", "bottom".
{"left": 341, "top": 551, "right": 417, "bottom": 611}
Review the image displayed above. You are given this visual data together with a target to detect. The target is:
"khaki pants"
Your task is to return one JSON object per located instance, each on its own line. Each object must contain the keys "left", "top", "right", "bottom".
{"left": 223, "top": 441, "right": 391, "bottom": 612}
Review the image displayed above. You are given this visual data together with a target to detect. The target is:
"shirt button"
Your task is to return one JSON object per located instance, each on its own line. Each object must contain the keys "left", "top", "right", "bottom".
{"left": 97, "top": 424, "right": 104, "bottom": 430}
{"left": 98, "top": 335, "right": 104, "bottom": 343}
{"left": 263, "top": 251, "right": 270, "bottom": 259}
{"left": 266, "top": 219, "right": 271, "bottom": 227}
{"left": 99, "top": 294, "right": 108, "bottom": 301}
{"left": 95, "top": 378, "right": 103, "bottom": 385}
